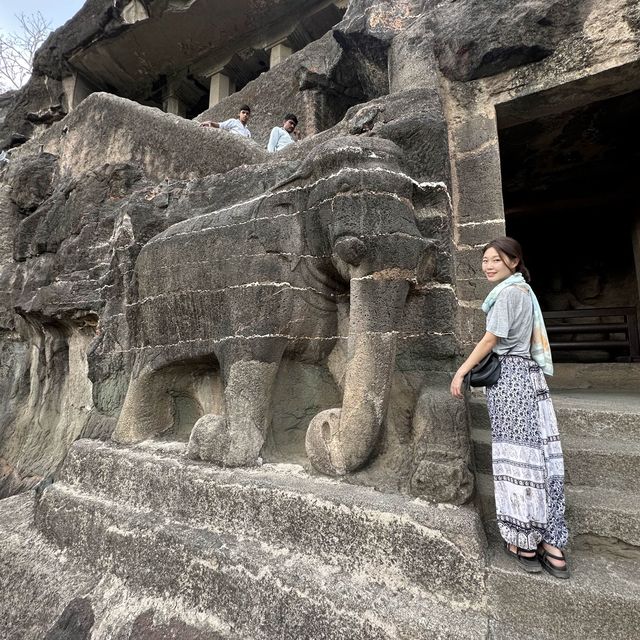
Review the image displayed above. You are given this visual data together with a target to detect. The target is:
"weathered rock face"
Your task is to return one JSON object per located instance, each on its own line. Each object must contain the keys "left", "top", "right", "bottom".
{"left": 432, "top": 0, "right": 595, "bottom": 82}
{"left": 0, "top": 0, "right": 473, "bottom": 501}
{"left": 195, "top": 33, "right": 367, "bottom": 144}
{"left": 1, "top": 0, "right": 638, "bottom": 502}
{"left": 0, "top": 94, "right": 296, "bottom": 497}
{"left": 1, "top": 0, "right": 640, "bottom": 638}
{"left": 0, "top": 97, "right": 459, "bottom": 499}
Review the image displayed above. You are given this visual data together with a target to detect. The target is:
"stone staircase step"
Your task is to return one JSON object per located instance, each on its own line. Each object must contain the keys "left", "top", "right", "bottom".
{"left": 52, "top": 439, "right": 486, "bottom": 607}
{"left": 476, "top": 473, "right": 640, "bottom": 548}
{"left": 564, "top": 485, "right": 640, "bottom": 548}
{"left": 471, "top": 428, "right": 640, "bottom": 492}
{"left": 548, "top": 363, "right": 640, "bottom": 393}
{"left": 486, "top": 538, "right": 640, "bottom": 640}
{"left": 0, "top": 493, "right": 247, "bottom": 640}
{"left": 469, "top": 391, "right": 640, "bottom": 442}
{"left": 5, "top": 482, "right": 639, "bottom": 640}
{"left": 36, "top": 482, "right": 489, "bottom": 640}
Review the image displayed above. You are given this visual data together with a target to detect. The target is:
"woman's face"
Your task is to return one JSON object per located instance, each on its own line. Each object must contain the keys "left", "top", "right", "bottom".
{"left": 482, "top": 247, "right": 518, "bottom": 283}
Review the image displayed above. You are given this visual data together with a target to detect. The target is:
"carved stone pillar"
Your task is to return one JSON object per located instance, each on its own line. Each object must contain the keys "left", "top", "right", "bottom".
{"left": 269, "top": 43, "right": 292, "bottom": 68}
{"left": 62, "top": 73, "right": 94, "bottom": 111}
{"left": 163, "top": 80, "right": 186, "bottom": 117}
{"left": 208, "top": 72, "right": 234, "bottom": 107}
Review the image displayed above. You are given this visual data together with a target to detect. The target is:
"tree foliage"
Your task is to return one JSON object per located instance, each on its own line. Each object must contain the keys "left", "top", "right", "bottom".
{"left": 0, "top": 12, "right": 51, "bottom": 92}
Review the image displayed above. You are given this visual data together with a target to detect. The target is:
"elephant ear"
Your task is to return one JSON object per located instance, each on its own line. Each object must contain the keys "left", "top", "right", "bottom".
{"left": 251, "top": 190, "right": 307, "bottom": 272}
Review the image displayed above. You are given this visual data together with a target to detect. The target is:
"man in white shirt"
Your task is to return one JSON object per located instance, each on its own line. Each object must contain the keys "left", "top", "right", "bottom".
{"left": 200, "top": 105, "right": 252, "bottom": 138}
{"left": 267, "top": 114, "right": 299, "bottom": 152}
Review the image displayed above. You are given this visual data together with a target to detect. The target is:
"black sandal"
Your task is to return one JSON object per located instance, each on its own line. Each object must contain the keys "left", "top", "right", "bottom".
{"left": 537, "top": 546, "right": 570, "bottom": 580}
{"left": 504, "top": 542, "right": 542, "bottom": 573}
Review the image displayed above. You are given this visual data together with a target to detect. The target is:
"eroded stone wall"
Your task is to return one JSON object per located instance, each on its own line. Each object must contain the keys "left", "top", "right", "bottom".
{"left": 1, "top": 0, "right": 639, "bottom": 503}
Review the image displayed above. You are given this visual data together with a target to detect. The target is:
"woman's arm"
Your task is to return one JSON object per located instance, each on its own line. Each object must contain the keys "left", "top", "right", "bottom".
{"left": 450, "top": 331, "right": 499, "bottom": 399}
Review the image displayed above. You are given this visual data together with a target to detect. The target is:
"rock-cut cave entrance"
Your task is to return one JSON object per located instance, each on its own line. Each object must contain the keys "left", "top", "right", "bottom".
{"left": 496, "top": 73, "right": 640, "bottom": 364}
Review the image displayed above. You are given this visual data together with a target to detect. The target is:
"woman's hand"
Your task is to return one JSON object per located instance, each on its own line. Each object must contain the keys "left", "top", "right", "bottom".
{"left": 450, "top": 332, "right": 499, "bottom": 399}
{"left": 450, "top": 371, "right": 466, "bottom": 399}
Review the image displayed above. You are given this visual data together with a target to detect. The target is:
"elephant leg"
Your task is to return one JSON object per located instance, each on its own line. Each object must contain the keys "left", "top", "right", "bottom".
{"left": 187, "top": 345, "right": 285, "bottom": 466}
{"left": 112, "top": 367, "right": 175, "bottom": 444}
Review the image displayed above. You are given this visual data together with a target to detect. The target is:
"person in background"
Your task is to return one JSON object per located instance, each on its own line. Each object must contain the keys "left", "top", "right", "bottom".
{"left": 267, "top": 114, "right": 299, "bottom": 152}
{"left": 450, "top": 236, "right": 570, "bottom": 579}
{"left": 200, "top": 105, "right": 252, "bottom": 138}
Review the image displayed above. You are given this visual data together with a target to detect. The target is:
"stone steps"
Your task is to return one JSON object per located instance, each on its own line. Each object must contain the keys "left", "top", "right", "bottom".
{"left": 471, "top": 428, "right": 640, "bottom": 492}
{"left": 469, "top": 390, "right": 640, "bottom": 548}
{"left": 485, "top": 538, "right": 640, "bottom": 640}
{"left": 31, "top": 439, "right": 491, "bottom": 639}
{"left": 0, "top": 494, "right": 242, "bottom": 640}
{"left": 4, "top": 439, "right": 640, "bottom": 640}
{"left": 469, "top": 391, "right": 640, "bottom": 442}
{"left": 475, "top": 473, "right": 640, "bottom": 548}
{"left": 548, "top": 363, "right": 640, "bottom": 393}
{"left": 474, "top": 393, "right": 640, "bottom": 640}
{"left": 36, "top": 476, "right": 488, "bottom": 639}
{"left": 53, "top": 439, "right": 486, "bottom": 607}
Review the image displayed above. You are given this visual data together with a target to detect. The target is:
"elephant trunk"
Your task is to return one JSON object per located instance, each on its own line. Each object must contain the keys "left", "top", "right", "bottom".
{"left": 305, "top": 275, "right": 410, "bottom": 475}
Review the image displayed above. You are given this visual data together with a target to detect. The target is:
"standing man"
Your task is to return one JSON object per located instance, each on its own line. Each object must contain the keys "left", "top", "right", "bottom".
{"left": 200, "top": 105, "right": 252, "bottom": 138}
{"left": 267, "top": 114, "right": 299, "bottom": 152}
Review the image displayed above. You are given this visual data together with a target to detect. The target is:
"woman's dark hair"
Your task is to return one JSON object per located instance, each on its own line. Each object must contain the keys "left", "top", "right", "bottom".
{"left": 483, "top": 236, "right": 531, "bottom": 282}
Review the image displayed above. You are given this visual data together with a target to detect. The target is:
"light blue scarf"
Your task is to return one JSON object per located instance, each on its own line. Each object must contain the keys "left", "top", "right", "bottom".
{"left": 482, "top": 273, "right": 554, "bottom": 376}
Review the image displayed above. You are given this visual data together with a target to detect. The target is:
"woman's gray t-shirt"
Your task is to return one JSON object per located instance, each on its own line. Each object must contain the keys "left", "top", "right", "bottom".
{"left": 486, "top": 286, "right": 533, "bottom": 357}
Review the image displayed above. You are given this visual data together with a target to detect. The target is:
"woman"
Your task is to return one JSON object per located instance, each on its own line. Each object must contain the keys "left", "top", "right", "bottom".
{"left": 450, "top": 237, "right": 569, "bottom": 578}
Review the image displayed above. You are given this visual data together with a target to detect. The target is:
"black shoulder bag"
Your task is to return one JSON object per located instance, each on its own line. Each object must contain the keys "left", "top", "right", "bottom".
{"left": 463, "top": 352, "right": 501, "bottom": 390}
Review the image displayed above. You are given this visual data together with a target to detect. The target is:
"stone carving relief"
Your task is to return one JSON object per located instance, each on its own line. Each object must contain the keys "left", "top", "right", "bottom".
{"left": 111, "top": 136, "right": 439, "bottom": 477}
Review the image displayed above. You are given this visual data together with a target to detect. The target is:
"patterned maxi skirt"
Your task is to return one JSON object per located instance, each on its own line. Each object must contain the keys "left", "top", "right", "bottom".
{"left": 486, "top": 355, "right": 569, "bottom": 550}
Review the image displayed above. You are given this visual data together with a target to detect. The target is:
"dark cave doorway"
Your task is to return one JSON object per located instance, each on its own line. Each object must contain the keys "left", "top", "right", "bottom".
{"left": 497, "top": 86, "right": 640, "bottom": 363}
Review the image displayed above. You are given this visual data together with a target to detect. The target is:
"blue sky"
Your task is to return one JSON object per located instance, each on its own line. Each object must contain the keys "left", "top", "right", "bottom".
{"left": 0, "top": 1, "right": 85, "bottom": 33}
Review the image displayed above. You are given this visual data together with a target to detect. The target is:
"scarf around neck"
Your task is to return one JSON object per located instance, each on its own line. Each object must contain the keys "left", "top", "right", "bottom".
{"left": 481, "top": 272, "right": 554, "bottom": 376}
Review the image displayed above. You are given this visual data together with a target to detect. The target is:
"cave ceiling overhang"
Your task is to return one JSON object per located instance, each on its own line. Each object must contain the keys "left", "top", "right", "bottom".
{"left": 60, "top": 0, "right": 343, "bottom": 101}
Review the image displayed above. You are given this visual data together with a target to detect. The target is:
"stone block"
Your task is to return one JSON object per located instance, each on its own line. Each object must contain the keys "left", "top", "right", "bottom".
{"left": 450, "top": 114, "right": 499, "bottom": 156}
{"left": 410, "top": 384, "right": 474, "bottom": 504}
{"left": 454, "top": 247, "right": 484, "bottom": 279}
{"left": 454, "top": 146, "right": 504, "bottom": 223}
{"left": 396, "top": 333, "right": 460, "bottom": 371}
{"left": 456, "top": 304, "right": 486, "bottom": 344}
{"left": 456, "top": 277, "right": 493, "bottom": 302}
{"left": 401, "top": 286, "right": 457, "bottom": 335}
{"left": 456, "top": 220, "right": 505, "bottom": 248}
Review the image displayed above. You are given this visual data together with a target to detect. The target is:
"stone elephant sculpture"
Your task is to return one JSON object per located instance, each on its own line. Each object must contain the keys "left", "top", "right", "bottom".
{"left": 112, "top": 136, "right": 436, "bottom": 476}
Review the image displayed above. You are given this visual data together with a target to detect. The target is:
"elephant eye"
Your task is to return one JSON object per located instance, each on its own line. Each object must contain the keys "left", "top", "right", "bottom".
{"left": 339, "top": 182, "right": 350, "bottom": 193}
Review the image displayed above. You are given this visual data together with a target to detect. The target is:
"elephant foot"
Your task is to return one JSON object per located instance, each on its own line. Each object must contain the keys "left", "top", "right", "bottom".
{"left": 305, "top": 408, "right": 347, "bottom": 476}
{"left": 187, "top": 413, "right": 264, "bottom": 467}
